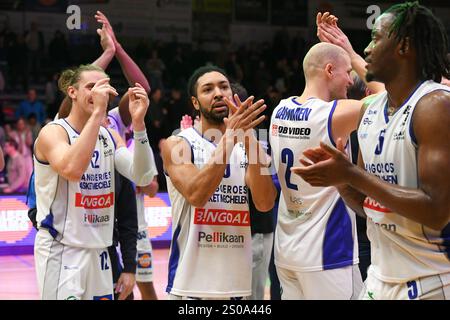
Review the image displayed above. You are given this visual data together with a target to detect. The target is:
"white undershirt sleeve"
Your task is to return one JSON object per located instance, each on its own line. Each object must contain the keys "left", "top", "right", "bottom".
{"left": 114, "top": 129, "right": 157, "bottom": 186}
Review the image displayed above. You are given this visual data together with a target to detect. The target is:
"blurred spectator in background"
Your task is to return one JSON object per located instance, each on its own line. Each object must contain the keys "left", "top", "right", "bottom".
{"left": 15, "top": 117, "right": 33, "bottom": 184}
{"left": 48, "top": 30, "right": 69, "bottom": 74}
{"left": 146, "top": 49, "right": 166, "bottom": 91}
{"left": 15, "top": 88, "right": 47, "bottom": 124}
{"left": 27, "top": 113, "right": 42, "bottom": 142}
{"left": 25, "top": 22, "right": 44, "bottom": 83}
{"left": 163, "top": 87, "right": 190, "bottom": 138}
{"left": 44, "top": 72, "right": 63, "bottom": 119}
{"left": 1, "top": 138, "right": 28, "bottom": 194}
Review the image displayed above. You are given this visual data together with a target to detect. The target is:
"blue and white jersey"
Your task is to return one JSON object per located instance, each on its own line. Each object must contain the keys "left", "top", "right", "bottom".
{"left": 359, "top": 80, "right": 450, "bottom": 283}
{"left": 34, "top": 118, "right": 116, "bottom": 248}
{"left": 106, "top": 107, "right": 158, "bottom": 232}
{"left": 107, "top": 107, "right": 127, "bottom": 141}
{"left": 166, "top": 127, "right": 252, "bottom": 298}
{"left": 270, "top": 97, "right": 358, "bottom": 272}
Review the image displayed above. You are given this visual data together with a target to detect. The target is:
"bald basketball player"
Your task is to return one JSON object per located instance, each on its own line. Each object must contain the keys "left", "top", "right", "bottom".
{"left": 270, "top": 42, "right": 379, "bottom": 299}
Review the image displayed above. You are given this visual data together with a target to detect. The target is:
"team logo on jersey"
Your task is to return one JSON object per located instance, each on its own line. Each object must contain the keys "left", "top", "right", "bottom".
{"left": 98, "top": 135, "right": 108, "bottom": 148}
{"left": 363, "top": 197, "right": 392, "bottom": 213}
{"left": 289, "top": 196, "right": 303, "bottom": 205}
{"left": 359, "top": 133, "right": 368, "bottom": 140}
{"left": 400, "top": 105, "right": 412, "bottom": 127}
{"left": 83, "top": 213, "right": 110, "bottom": 224}
{"left": 137, "top": 230, "right": 147, "bottom": 240}
{"left": 194, "top": 208, "right": 250, "bottom": 226}
{"left": 93, "top": 294, "right": 113, "bottom": 300}
{"left": 287, "top": 209, "right": 312, "bottom": 222}
{"left": 75, "top": 192, "right": 114, "bottom": 209}
{"left": 137, "top": 253, "right": 152, "bottom": 269}
{"left": 274, "top": 106, "right": 312, "bottom": 121}
{"left": 198, "top": 231, "right": 244, "bottom": 244}
{"left": 271, "top": 125, "right": 311, "bottom": 140}
{"left": 363, "top": 117, "right": 373, "bottom": 125}
{"left": 272, "top": 124, "right": 279, "bottom": 136}
{"left": 393, "top": 131, "right": 405, "bottom": 141}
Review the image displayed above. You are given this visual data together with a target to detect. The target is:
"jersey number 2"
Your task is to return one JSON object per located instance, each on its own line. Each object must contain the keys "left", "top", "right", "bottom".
{"left": 91, "top": 150, "right": 100, "bottom": 168}
{"left": 281, "top": 148, "right": 298, "bottom": 190}
{"left": 100, "top": 251, "right": 110, "bottom": 271}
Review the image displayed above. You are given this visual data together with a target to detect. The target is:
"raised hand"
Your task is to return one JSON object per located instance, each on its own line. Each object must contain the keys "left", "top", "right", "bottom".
{"left": 96, "top": 23, "right": 115, "bottom": 53}
{"left": 180, "top": 114, "right": 193, "bottom": 130}
{"left": 316, "top": 12, "right": 354, "bottom": 55}
{"left": 128, "top": 82, "right": 149, "bottom": 130}
{"left": 291, "top": 138, "right": 351, "bottom": 187}
{"left": 95, "top": 11, "right": 119, "bottom": 45}
{"left": 316, "top": 12, "right": 338, "bottom": 27}
{"left": 91, "top": 77, "right": 118, "bottom": 115}
{"left": 223, "top": 94, "right": 266, "bottom": 132}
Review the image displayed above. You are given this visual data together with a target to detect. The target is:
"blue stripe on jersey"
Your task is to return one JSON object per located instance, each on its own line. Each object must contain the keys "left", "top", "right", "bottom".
{"left": 440, "top": 223, "right": 450, "bottom": 261}
{"left": 291, "top": 97, "right": 302, "bottom": 106}
{"left": 62, "top": 118, "right": 80, "bottom": 135}
{"left": 323, "top": 198, "right": 354, "bottom": 270}
{"left": 383, "top": 101, "right": 390, "bottom": 124}
{"left": 179, "top": 136, "right": 194, "bottom": 164}
{"left": 192, "top": 127, "right": 217, "bottom": 147}
{"left": 26, "top": 171, "right": 36, "bottom": 209}
{"left": 409, "top": 88, "right": 450, "bottom": 147}
{"left": 327, "top": 100, "right": 338, "bottom": 147}
{"left": 166, "top": 224, "right": 182, "bottom": 293}
{"left": 41, "top": 211, "right": 58, "bottom": 238}
{"left": 104, "top": 128, "right": 117, "bottom": 149}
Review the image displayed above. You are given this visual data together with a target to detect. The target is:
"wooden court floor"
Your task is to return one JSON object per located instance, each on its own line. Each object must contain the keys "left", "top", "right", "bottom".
{"left": 0, "top": 248, "right": 170, "bottom": 300}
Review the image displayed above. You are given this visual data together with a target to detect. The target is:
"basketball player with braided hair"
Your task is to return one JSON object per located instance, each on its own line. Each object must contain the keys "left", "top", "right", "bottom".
{"left": 293, "top": 2, "right": 450, "bottom": 299}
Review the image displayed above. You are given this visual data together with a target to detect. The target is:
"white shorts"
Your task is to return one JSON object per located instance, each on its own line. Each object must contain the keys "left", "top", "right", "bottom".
{"left": 360, "top": 267, "right": 450, "bottom": 300}
{"left": 136, "top": 228, "right": 153, "bottom": 282}
{"left": 277, "top": 264, "right": 363, "bottom": 300}
{"left": 34, "top": 229, "right": 114, "bottom": 300}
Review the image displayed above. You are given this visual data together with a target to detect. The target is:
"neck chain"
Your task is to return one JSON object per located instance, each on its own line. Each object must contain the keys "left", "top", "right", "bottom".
{"left": 386, "top": 93, "right": 398, "bottom": 116}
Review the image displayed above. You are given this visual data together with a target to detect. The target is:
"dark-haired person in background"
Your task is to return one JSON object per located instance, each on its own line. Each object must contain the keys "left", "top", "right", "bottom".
{"left": 293, "top": 2, "right": 450, "bottom": 299}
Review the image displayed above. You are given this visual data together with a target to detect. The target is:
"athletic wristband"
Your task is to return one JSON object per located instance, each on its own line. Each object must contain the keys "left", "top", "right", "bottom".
{"left": 133, "top": 130, "right": 148, "bottom": 140}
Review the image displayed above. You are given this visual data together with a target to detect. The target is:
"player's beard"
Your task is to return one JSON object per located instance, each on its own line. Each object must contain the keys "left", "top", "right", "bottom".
{"left": 198, "top": 101, "right": 229, "bottom": 125}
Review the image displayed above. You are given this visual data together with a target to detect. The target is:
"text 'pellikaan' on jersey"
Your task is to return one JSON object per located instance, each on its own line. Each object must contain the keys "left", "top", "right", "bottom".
{"left": 34, "top": 118, "right": 116, "bottom": 248}
{"left": 165, "top": 127, "right": 251, "bottom": 298}
{"left": 270, "top": 97, "right": 359, "bottom": 272}
{"left": 359, "top": 80, "right": 450, "bottom": 283}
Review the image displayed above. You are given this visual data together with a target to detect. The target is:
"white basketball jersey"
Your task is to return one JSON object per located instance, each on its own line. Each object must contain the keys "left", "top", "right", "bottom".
{"left": 270, "top": 97, "right": 358, "bottom": 272}
{"left": 106, "top": 107, "right": 157, "bottom": 232}
{"left": 107, "top": 107, "right": 127, "bottom": 141}
{"left": 166, "top": 127, "right": 252, "bottom": 298}
{"left": 358, "top": 80, "right": 450, "bottom": 282}
{"left": 34, "top": 119, "right": 116, "bottom": 248}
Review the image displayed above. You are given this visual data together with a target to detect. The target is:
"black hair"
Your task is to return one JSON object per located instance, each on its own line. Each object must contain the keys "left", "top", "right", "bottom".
{"left": 385, "top": 1, "right": 450, "bottom": 82}
{"left": 347, "top": 72, "right": 368, "bottom": 100}
{"left": 187, "top": 65, "right": 228, "bottom": 98}
{"left": 230, "top": 82, "right": 249, "bottom": 101}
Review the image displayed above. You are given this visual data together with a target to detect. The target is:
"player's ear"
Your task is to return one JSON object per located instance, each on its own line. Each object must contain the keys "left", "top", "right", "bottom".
{"left": 191, "top": 96, "right": 200, "bottom": 110}
{"left": 325, "top": 63, "right": 333, "bottom": 79}
{"left": 67, "top": 86, "right": 77, "bottom": 100}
